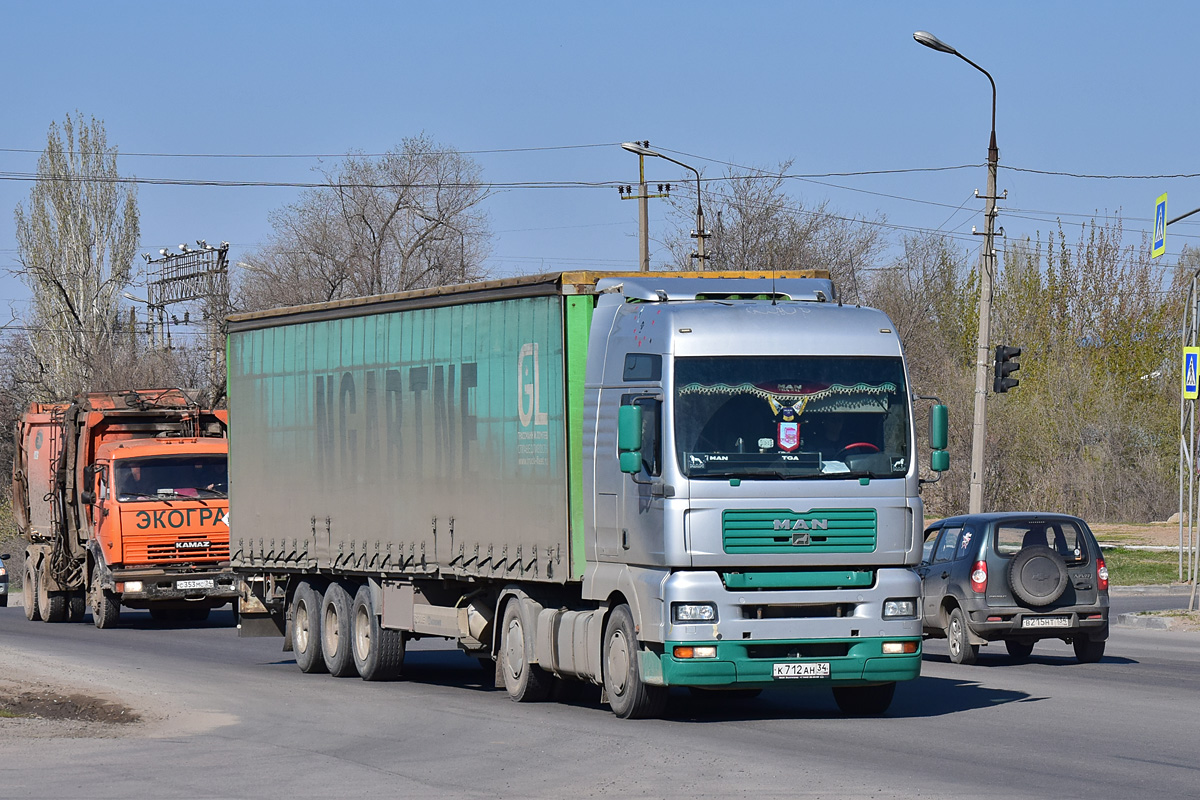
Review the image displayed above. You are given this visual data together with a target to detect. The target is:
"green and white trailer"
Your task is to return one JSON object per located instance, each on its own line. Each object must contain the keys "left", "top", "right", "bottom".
{"left": 229, "top": 270, "right": 948, "bottom": 718}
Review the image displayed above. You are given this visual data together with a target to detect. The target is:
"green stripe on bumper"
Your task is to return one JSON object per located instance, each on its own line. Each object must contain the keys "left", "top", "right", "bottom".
{"left": 660, "top": 637, "right": 921, "bottom": 687}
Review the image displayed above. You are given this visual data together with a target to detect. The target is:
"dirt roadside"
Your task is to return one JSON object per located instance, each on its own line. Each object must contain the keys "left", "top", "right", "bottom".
{"left": 0, "top": 625, "right": 237, "bottom": 740}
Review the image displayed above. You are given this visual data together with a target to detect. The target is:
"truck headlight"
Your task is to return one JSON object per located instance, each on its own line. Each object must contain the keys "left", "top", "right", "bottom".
{"left": 120, "top": 581, "right": 144, "bottom": 593}
{"left": 882, "top": 599, "right": 917, "bottom": 619}
{"left": 672, "top": 602, "right": 718, "bottom": 623}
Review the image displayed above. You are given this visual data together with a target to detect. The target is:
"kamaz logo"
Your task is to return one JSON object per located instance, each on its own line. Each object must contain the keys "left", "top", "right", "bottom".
{"left": 773, "top": 518, "right": 829, "bottom": 531}
{"left": 175, "top": 540, "right": 211, "bottom": 550}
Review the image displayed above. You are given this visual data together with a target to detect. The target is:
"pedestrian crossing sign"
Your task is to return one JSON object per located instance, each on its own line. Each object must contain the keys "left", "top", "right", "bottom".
{"left": 1153, "top": 193, "right": 1168, "bottom": 259}
{"left": 1184, "top": 347, "right": 1199, "bottom": 400}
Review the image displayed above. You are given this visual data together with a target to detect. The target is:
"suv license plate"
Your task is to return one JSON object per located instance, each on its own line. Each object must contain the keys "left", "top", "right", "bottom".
{"left": 773, "top": 662, "right": 831, "bottom": 679}
{"left": 177, "top": 579, "right": 214, "bottom": 590}
{"left": 1022, "top": 615, "right": 1070, "bottom": 629}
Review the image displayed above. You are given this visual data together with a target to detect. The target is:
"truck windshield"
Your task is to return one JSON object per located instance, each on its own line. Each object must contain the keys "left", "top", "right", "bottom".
{"left": 114, "top": 455, "right": 228, "bottom": 500}
{"left": 674, "top": 356, "right": 910, "bottom": 480}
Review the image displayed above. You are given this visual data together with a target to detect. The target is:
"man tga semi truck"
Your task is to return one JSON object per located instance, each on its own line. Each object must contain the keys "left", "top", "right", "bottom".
{"left": 12, "top": 388, "right": 238, "bottom": 627}
{"left": 230, "top": 270, "right": 949, "bottom": 718}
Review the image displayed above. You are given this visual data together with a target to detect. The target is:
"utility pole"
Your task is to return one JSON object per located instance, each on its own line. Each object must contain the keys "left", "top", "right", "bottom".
{"left": 619, "top": 141, "right": 671, "bottom": 272}
{"left": 620, "top": 141, "right": 708, "bottom": 271}
{"left": 914, "top": 31, "right": 1004, "bottom": 514}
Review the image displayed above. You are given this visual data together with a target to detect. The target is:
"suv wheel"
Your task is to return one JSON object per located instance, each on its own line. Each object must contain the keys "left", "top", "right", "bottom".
{"left": 1073, "top": 637, "right": 1105, "bottom": 664}
{"left": 946, "top": 607, "right": 978, "bottom": 665}
{"left": 1004, "top": 639, "right": 1035, "bottom": 661}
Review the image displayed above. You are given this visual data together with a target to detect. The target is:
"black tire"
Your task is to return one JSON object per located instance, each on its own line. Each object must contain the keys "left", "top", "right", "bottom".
{"left": 1005, "top": 639, "right": 1035, "bottom": 661}
{"left": 946, "top": 607, "right": 978, "bottom": 665}
{"left": 833, "top": 682, "right": 896, "bottom": 716}
{"left": 603, "top": 604, "right": 668, "bottom": 719}
{"left": 499, "top": 599, "right": 552, "bottom": 702}
{"left": 37, "top": 560, "right": 66, "bottom": 622}
{"left": 90, "top": 563, "right": 120, "bottom": 629}
{"left": 291, "top": 581, "right": 327, "bottom": 674}
{"left": 1073, "top": 637, "right": 1106, "bottom": 664}
{"left": 23, "top": 562, "right": 40, "bottom": 621}
{"left": 67, "top": 591, "right": 86, "bottom": 622}
{"left": 182, "top": 606, "right": 210, "bottom": 622}
{"left": 351, "top": 584, "right": 405, "bottom": 681}
{"left": 1008, "top": 545, "right": 1069, "bottom": 606}
{"left": 0, "top": 591, "right": 7, "bottom": 608}
{"left": 321, "top": 582, "right": 358, "bottom": 677}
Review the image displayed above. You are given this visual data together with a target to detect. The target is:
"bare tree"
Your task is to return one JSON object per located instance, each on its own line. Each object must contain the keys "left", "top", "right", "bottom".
{"left": 662, "top": 161, "right": 883, "bottom": 301}
{"left": 237, "top": 134, "right": 491, "bottom": 310}
{"left": 13, "top": 113, "right": 140, "bottom": 398}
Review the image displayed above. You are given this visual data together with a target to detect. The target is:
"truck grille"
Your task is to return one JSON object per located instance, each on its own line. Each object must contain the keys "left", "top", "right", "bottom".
{"left": 722, "top": 509, "right": 877, "bottom": 554}
{"left": 123, "top": 533, "right": 229, "bottom": 564}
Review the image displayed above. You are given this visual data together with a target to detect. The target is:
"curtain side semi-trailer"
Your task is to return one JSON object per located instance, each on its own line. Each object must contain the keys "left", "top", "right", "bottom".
{"left": 229, "top": 270, "right": 949, "bottom": 719}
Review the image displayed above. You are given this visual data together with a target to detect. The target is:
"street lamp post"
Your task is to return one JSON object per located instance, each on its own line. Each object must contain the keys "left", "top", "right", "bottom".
{"left": 914, "top": 30, "right": 1001, "bottom": 514}
{"left": 621, "top": 142, "right": 709, "bottom": 269}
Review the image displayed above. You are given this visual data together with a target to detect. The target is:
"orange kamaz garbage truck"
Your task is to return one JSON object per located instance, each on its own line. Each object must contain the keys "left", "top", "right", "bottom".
{"left": 12, "top": 388, "right": 237, "bottom": 627}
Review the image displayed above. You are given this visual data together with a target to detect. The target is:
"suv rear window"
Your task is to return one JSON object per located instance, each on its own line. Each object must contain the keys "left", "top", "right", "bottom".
{"left": 994, "top": 520, "right": 1090, "bottom": 565}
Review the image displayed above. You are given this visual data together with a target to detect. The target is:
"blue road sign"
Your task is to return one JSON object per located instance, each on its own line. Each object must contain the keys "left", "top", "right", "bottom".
{"left": 1153, "top": 193, "right": 1168, "bottom": 259}
{"left": 1184, "top": 347, "right": 1199, "bottom": 400}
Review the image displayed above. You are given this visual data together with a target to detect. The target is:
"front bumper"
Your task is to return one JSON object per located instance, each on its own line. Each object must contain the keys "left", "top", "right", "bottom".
{"left": 657, "top": 568, "right": 922, "bottom": 686}
{"left": 113, "top": 568, "right": 239, "bottom": 605}
{"left": 659, "top": 637, "right": 921, "bottom": 687}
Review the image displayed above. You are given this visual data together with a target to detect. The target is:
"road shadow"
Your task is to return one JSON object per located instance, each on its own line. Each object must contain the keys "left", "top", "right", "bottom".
{"left": 90, "top": 607, "right": 238, "bottom": 631}
{"left": 923, "top": 650, "right": 1137, "bottom": 667}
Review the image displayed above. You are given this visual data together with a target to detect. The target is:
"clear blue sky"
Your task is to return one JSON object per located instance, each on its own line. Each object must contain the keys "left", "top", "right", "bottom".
{"left": 2, "top": 1, "right": 1197, "bottom": 316}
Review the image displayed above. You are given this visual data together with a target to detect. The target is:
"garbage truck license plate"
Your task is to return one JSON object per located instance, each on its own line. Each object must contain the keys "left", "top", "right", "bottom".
{"left": 177, "top": 579, "right": 214, "bottom": 590}
{"left": 773, "top": 662, "right": 830, "bottom": 679}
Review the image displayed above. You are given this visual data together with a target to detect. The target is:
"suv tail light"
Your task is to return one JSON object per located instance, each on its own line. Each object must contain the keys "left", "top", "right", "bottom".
{"left": 970, "top": 560, "right": 988, "bottom": 593}
{"left": 1096, "top": 556, "right": 1109, "bottom": 592}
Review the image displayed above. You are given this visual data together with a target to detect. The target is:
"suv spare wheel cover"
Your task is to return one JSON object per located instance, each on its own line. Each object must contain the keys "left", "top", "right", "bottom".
{"left": 1007, "top": 545, "right": 1069, "bottom": 606}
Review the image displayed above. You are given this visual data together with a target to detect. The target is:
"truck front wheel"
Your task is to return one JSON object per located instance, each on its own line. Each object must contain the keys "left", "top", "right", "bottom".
{"left": 351, "top": 584, "right": 405, "bottom": 681}
{"left": 23, "top": 562, "right": 41, "bottom": 621}
{"left": 291, "top": 581, "right": 327, "bottom": 674}
{"left": 603, "top": 604, "right": 668, "bottom": 720}
{"left": 499, "top": 600, "right": 551, "bottom": 702}
{"left": 90, "top": 564, "right": 120, "bottom": 629}
{"left": 321, "top": 582, "right": 358, "bottom": 677}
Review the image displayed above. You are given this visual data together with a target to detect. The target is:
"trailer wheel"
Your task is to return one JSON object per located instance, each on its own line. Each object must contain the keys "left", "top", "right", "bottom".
{"left": 291, "top": 582, "right": 327, "bottom": 673}
{"left": 321, "top": 582, "right": 358, "bottom": 677}
{"left": 67, "top": 591, "right": 86, "bottom": 622}
{"left": 351, "top": 584, "right": 405, "bottom": 681}
{"left": 90, "top": 563, "right": 120, "bottom": 629}
{"left": 23, "top": 562, "right": 41, "bottom": 621}
{"left": 603, "top": 604, "right": 668, "bottom": 719}
{"left": 499, "top": 600, "right": 552, "bottom": 702}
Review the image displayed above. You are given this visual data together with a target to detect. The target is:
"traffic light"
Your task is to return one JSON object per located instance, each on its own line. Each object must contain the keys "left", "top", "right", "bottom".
{"left": 994, "top": 345, "right": 1021, "bottom": 393}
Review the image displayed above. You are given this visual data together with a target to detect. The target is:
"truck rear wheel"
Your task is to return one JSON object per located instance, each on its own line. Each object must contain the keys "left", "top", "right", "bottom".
{"left": 321, "top": 582, "right": 358, "bottom": 677}
{"left": 603, "top": 604, "right": 668, "bottom": 719}
{"left": 499, "top": 599, "right": 552, "bottom": 702}
{"left": 291, "top": 582, "right": 327, "bottom": 673}
{"left": 90, "top": 564, "right": 120, "bottom": 629}
{"left": 351, "top": 584, "right": 405, "bottom": 681}
{"left": 39, "top": 575, "right": 67, "bottom": 623}
{"left": 23, "top": 562, "right": 41, "bottom": 621}
{"left": 67, "top": 591, "right": 86, "bottom": 622}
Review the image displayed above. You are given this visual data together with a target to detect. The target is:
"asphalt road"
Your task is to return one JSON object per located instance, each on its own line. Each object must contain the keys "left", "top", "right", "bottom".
{"left": 0, "top": 595, "right": 1196, "bottom": 800}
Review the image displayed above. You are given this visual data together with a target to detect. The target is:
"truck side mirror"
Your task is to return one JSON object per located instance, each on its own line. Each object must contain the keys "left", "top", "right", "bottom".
{"left": 80, "top": 490, "right": 96, "bottom": 505}
{"left": 618, "top": 404, "right": 643, "bottom": 474}
{"left": 929, "top": 404, "right": 949, "bottom": 472}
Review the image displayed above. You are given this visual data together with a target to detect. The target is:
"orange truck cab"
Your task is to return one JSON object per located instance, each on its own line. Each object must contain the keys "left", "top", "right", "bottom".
{"left": 13, "top": 388, "right": 238, "bottom": 627}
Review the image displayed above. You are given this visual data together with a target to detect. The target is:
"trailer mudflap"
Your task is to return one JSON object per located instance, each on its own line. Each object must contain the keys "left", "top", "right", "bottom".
{"left": 236, "top": 593, "right": 287, "bottom": 638}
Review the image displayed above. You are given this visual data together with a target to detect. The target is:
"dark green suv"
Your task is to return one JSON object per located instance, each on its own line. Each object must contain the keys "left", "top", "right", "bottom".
{"left": 918, "top": 513, "right": 1109, "bottom": 665}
